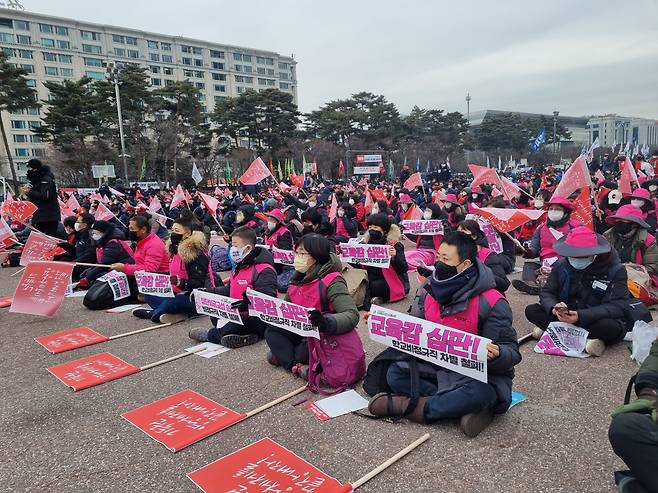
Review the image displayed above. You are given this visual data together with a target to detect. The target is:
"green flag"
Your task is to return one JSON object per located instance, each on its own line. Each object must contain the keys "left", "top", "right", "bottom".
{"left": 277, "top": 160, "right": 283, "bottom": 181}
{"left": 139, "top": 157, "right": 147, "bottom": 180}
{"left": 388, "top": 159, "right": 394, "bottom": 178}
{"left": 225, "top": 160, "right": 232, "bottom": 182}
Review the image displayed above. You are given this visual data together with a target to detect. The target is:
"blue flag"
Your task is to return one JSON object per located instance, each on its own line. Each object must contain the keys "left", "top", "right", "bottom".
{"left": 531, "top": 128, "right": 546, "bottom": 152}
{"left": 416, "top": 157, "right": 420, "bottom": 171}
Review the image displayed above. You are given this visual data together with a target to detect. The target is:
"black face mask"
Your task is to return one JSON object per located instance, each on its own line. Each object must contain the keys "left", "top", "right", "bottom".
{"left": 169, "top": 232, "right": 184, "bottom": 246}
{"left": 434, "top": 260, "right": 459, "bottom": 280}
{"left": 26, "top": 169, "right": 36, "bottom": 181}
{"left": 128, "top": 231, "right": 141, "bottom": 242}
{"left": 614, "top": 222, "right": 636, "bottom": 236}
{"left": 368, "top": 230, "right": 384, "bottom": 243}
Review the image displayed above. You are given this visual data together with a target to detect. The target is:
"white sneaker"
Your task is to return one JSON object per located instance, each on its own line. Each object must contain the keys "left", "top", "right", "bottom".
{"left": 159, "top": 313, "right": 188, "bottom": 325}
{"left": 532, "top": 326, "right": 544, "bottom": 340}
{"left": 585, "top": 338, "right": 605, "bottom": 357}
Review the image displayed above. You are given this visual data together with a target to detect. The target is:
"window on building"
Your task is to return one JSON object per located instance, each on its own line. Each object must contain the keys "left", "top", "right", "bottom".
{"left": 0, "top": 33, "right": 14, "bottom": 44}
{"left": 1, "top": 47, "right": 14, "bottom": 58}
{"left": 280, "top": 82, "right": 289, "bottom": 90}
{"left": 151, "top": 78, "right": 162, "bottom": 86}
{"left": 25, "top": 79, "right": 36, "bottom": 87}
{"left": 258, "top": 78, "right": 267, "bottom": 86}
{"left": 279, "top": 72, "right": 289, "bottom": 80}
{"left": 16, "top": 34, "right": 30, "bottom": 45}
{"left": 234, "top": 75, "right": 244, "bottom": 83}
{"left": 13, "top": 135, "right": 29, "bottom": 143}
{"left": 149, "top": 53, "right": 160, "bottom": 62}
{"left": 164, "top": 79, "right": 173, "bottom": 86}
{"left": 192, "top": 47, "right": 202, "bottom": 55}
{"left": 0, "top": 17, "right": 11, "bottom": 28}
{"left": 214, "top": 84, "right": 226, "bottom": 92}
{"left": 195, "top": 82, "right": 205, "bottom": 89}
{"left": 243, "top": 65, "right": 252, "bottom": 73}
{"left": 182, "top": 57, "right": 192, "bottom": 65}
{"left": 257, "top": 67, "right": 266, "bottom": 75}
{"left": 13, "top": 20, "right": 29, "bottom": 30}
{"left": 83, "top": 44, "right": 102, "bottom": 54}
{"left": 162, "top": 54, "right": 173, "bottom": 63}
{"left": 81, "top": 30, "right": 101, "bottom": 41}
{"left": 58, "top": 54, "right": 72, "bottom": 64}
{"left": 210, "top": 50, "right": 224, "bottom": 58}
{"left": 242, "top": 54, "right": 252, "bottom": 62}
{"left": 28, "top": 121, "right": 40, "bottom": 128}
{"left": 236, "top": 86, "right": 246, "bottom": 94}
{"left": 194, "top": 58, "right": 203, "bottom": 67}
{"left": 85, "top": 71, "right": 105, "bottom": 80}
{"left": 182, "top": 45, "right": 192, "bottom": 53}
{"left": 278, "top": 62, "right": 289, "bottom": 70}
{"left": 127, "top": 50, "right": 139, "bottom": 59}
{"left": 15, "top": 148, "right": 30, "bottom": 157}
{"left": 211, "top": 73, "right": 226, "bottom": 81}
{"left": 267, "top": 79, "right": 275, "bottom": 86}
{"left": 161, "top": 42, "right": 171, "bottom": 51}
{"left": 244, "top": 76, "right": 253, "bottom": 83}
{"left": 20, "top": 64, "right": 34, "bottom": 73}
{"left": 43, "top": 52, "right": 57, "bottom": 62}
{"left": 214, "top": 95, "right": 226, "bottom": 102}
{"left": 211, "top": 62, "right": 223, "bottom": 70}
{"left": 125, "top": 37, "right": 137, "bottom": 46}
{"left": 84, "top": 58, "right": 103, "bottom": 67}
{"left": 61, "top": 68, "right": 74, "bottom": 77}
{"left": 234, "top": 64, "right": 242, "bottom": 72}
{"left": 39, "top": 23, "right": 54, "bottom": 33}
{"left": 163, "top": 67, "right": 173, "bottom": 75}
{"left": 31, "top": 135, "right": 43, "bottom": 143}
{"left": 183, "top": 69, "right": 193, "bottom": 77}
{"left": 233, "top": 53, "right": 242, "bottom": 61}
{"left": 56, "top": 26, "right": 68, "bottom": 36}
{"left": 266, "top": 68, "right": 274, "bottom": 76}
{"left": 150, "top": 65, "right": 160, "bottom": 73}
{"left": 32, "top": 148, "right": 46, "bottom": 157}
{"left": 41, "top": 38, "right": 55, "bottom": 48}
{"left": 194, "top": 70, "right": 204, "bottom": 78}
{"left": 112, "top": 34, "right": 125, "bottom": 43}
{"left": 57, "top": 40, "right": 70, "bottom": 50}
{"left": 257, "top": 56, "right": 265, "bottom": 64}
{"left": 11, "top": 121, "right": 27, "bottom": 129}
{"left": 18, "top": 50, "right": 33, "bottom": 59}
{"left": 44, "top": 66, "right": 58, "bottom": 76}
{"left": 114, "top": 48, "right": 126, "bottom": 57}
{"left": 147, "top": 40, "right": 158, "bottom": 49}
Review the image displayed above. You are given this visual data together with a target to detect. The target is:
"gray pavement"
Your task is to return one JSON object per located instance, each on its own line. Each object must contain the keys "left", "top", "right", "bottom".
{"left": 0, "top": 262, "right": 636, "bottom": 492}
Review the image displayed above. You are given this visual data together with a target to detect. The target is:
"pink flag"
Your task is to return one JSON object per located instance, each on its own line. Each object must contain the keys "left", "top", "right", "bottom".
{"left": 1, "top": 200, "right": 37, "bottom": 222}
{"left": 0, "top": 217, "right": 17, "bottom": 249}
{"left": 364, "top": 187, "right": 373, "bottom": 213}
{"left": 491, "top": 187, "right": 503, "bottom": 198}
{"left": 278, "top": 181, "right": 291, "bottom": 192}
{"left": 594, "top": 169, "right": 605, "bottom": 184}
{"left": 475, "top": 207, "right": 546, "bottom": 233}
{"left": 223, "top": 188, "right": 232, "bottom": 199}
{"left": 402, "top": 203, "right": 423, "bottom": 221}
{"left": 149, "top": 195, "right": 162, "bottom": 213}
{"left": 198, "top": 191, "right": 219, "bottom": 213}
{"left": 328, "top": 194, "right": 338, "bottom": 222}
{"left": 171, "top": 185, "right": 186, "bottom": 207}
{"left": 358, "top": 178, "right": 368, "bottom": 186}
{"left": 94, "top": 202, "right": 115, "bottom": 222}
{"left": 108, "top": 186, "right": 125, "bottom": 197}
{"left": 239, "top": 157, "right": 272, "bottom": 185}
{"left": 552, "top": 156, "right": 592, "bottom": 199}
{"left": 10, "top": 261, "right": 74, "bottom": 317}
{"left": 618, "top": 157, "right": 639, "bottom": 195}
{"left": 499, "top": 176, "right": 521, "bottom": 201}
{"left": 468, "top": 164, "right": 500, "bottom": 188}
{"left": 403, "top": 172, "right": 423, "bottom": 190}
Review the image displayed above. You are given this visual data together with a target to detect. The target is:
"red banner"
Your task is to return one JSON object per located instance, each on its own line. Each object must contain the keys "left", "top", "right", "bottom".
{"left": 0, "top": 217, "right": 17, "bottom": 247}
{"left": 240, "top": 157, "right": 272, "bottom": 185}
{"left": 1, "top": 200, "right": 37, "bottom": 222}
{"left": 10, "top": 261, "right": 74, "bottom": 317}
{"left": 122, "top": 389, "right": 247, "bottom": 452}
{"left": 403, "top": 172, "right": 422, "bottom": 190}
{"left": 47, "top": 352, "right": 140, "bottom": 391}
{"left": 93, "top": 202, "right": 115, "bottom": 222}
{"left": 35, "top": 327, "right": 109, "bottom": 354}
{"left": 20, "top": 231, "right": 63, "bottom": 267}
{"left": 187, "top": 437, "right": 345, "bottom": 493}
{"left": 474, "top": 207, "right": 546, "bottom": 233}
{"left": 0, "top": 296, "right": 12, "bottom": 308}
{"left": 198, "top": 191, "right": 219, "bottom": 213}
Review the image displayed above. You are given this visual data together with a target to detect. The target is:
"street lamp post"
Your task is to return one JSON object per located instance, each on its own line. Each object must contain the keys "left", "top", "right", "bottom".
{"left": 106, "top": 65, "right": 129, "bottom": 183}
{"left": 466, "top": 93, "right": 471, "bottom": 121}
{"left": 553, "top": 110, "right": 559, "bottom": 153}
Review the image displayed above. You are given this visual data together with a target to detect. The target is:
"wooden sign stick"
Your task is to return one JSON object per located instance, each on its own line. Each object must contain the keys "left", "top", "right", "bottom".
{"left": 245, "top": 386, "right": 306, "bottom": 418}
{"left": 108, "top": 322, "right": 172, "bottom": 340}
{"left": 139, "top": 347, "right": 205, "bottom": 371}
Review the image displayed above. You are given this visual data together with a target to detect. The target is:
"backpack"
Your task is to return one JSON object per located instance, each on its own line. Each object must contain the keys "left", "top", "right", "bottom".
{"left": 210, "top": 245, "right": 232, "bottom": 272}
{"left": 306, "top": 273, "right": 366, "bottom": 394}
{"left": 83, "top": 275, "right": 137, "bottom": 310}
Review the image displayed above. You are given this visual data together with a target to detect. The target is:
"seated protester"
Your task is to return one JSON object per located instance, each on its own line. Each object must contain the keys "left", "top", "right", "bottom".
{"left": 265, "top": 233, "right": 364, "bottom": 386}
{"left": 370, "top": 199, "right": 394, "bottom": 220}
{"left": 282, "top": 204, "right": 304, "bottom": 241}
{"left": 264, "top": 208, "right": 295, "bottom": 292}
{"left": 404, "top": 203, "right": 446, "bottom": 271}
{"left": 362, "top": 213, "right": 410, "bottom": 307}
{"left": 332, "top": 202, "right": 358, "bottom": 243}
{"left": 629, "top": 188, "right": 658, "bottom": 235}
{"left": 219, "top": 200, "right": 237, "bottom": 234}
{"left": 367, "top": 232, "right": 521, "bottom": 437}
{"left": 443, "top": 194, "right": 465, "bottom": 229}
{"left": 132, "top": 218, "right": 209, "bottom": 324}
{"left": 513, "top": 196, "right": 581, "bottom": 295}
{"left": 53, "top": 216, "right": 79, "bottom": 261}
{"left": 233, "top": 204, "right": 262, "bottom": 235}
{"left": 603, "top": 204, "right": 658, "bottom": 285}
{"left": 349, "top": 192, "right": 365, "bottom": 225}
{"left": 595, "top": 188, "right": 623, "bottom": 234}
{"left": 301, "top": 207, "right": 336, "bottom": 252}
{"left": 189, "top": 226, "right": 277, "bottom": 348}
{"left": 110, "top": 215, "right": 169, "bottom": 276}
{"left": 609, "top": 337, "right": 658, "bottom": 493}
{"left": 54, "top": 212, "right": 96, "bottom": 281}
{"left": 78, "top": 220, "right": 134, "bottom": 289}
{"left": 525, "top": 227, "right": 632, "bottom": 357}
{"left": 466, "top": 186, "right": 486, "bottom": 214}
{"left": 394, "top": 194, "right": 415, "bottom": 223}
{"left": 457, "top": 220, "right": 510, "bottom": 293}
{"left": 484, "top": 196, "right": 517, "bottom": 275}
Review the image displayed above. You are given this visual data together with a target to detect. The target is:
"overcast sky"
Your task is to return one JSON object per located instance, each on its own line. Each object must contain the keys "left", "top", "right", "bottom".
{"left": 20, "top": 0, "right": 658, "bottom": 118}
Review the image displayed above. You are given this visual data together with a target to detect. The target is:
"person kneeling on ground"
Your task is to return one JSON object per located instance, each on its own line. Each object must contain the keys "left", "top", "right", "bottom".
{"left": 188, "top": 226, "right": 277, "bottom": 348}
{"left": 525, "top": 226, "right": 632, "bottom": 357}
{"left": 366, "top": 232, "right": 521, "bottom": 437}
{"left": 132, "top": 218, "right": 210, "bottom": 324}
{"left": 265, "top": 233, "right": 363, "bottom": 385}
{"left": 609, "top": 337, "right": 658, "bottom": 493}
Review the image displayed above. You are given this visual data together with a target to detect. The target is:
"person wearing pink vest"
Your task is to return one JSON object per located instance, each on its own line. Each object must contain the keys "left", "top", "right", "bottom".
{"left": 110, "top": 215, "right": 169, "bottom": 276}
{"left": 189, "top": 226, "right": 277, "bottom": 349}
{"left": 264, "top": 208, "right": 294, "bottom": 274}
{"left": 404, "top": 203, "right": 447, "bottom": 272}
{"left": 265, "top": 234, "right": 362, "bottom": 380}
{"left": 361, "top": 213, "right": 410, "bottom": 308}
{"left": 331, "top": 201, "right": 359, "bottom": 244}
{"left": 457, "top": 219, "right": 510, "bottom": 293}
{"left": 367, "top": 232, "right": 521, "bottom": 437}
{"left": 132, "top": 218, "right": 210, "bottom": 324}
{"left": 513, "top": 196, "right": 581, "bottom": 295}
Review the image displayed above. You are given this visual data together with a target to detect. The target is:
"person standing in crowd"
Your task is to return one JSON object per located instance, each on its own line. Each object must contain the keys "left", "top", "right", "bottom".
{"left": 20, "top": 159, "right": 61, "bottom": 237}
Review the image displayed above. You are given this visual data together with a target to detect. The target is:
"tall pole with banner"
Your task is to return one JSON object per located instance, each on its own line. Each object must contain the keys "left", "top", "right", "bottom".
{"left": 106, "top": 64, "right": 129, "bottom": 182}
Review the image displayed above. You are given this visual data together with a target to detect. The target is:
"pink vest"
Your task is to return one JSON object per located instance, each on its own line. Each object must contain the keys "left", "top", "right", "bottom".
{"left": 169, "top": 253, "right": 188, "bottom": 294}
{"left": 95, "top": 239, "right": 133, "bottom": 263}
{"left": 335, "top": 218, "right": 349, "bottom": 238}
{"left": 416, "top": 234, "right": 442, "bottom": 251}
{"left": 288, "top": 271, "right": 341, "bottom": 311}
{"left": 539, "top": 219, "right": 579, "bottom": 259}
{"left": 424, "top": 288, "right": 504, "bottom": 335}
{"left": 382, "top": 258, "right": 406, "bottom": 302}
{"left": 265, "top": 225, "right": 292, "bottom": 249}
{"left": 229, "top": 263, "right": 275, "bottom": 300}
{"left": 478, "top": 247, "right": 492, "bottom": 263}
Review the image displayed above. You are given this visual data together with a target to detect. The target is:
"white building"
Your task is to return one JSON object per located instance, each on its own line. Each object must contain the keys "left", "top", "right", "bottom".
{"left": 586, "top": 114, "right": 658, "bottom": 149}
{"left": 0, "top": 8, "right": 298, "bottom": 178}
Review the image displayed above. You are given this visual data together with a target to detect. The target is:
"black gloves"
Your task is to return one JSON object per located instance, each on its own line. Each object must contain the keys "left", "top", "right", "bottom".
{"left": 231, "top": 291, "right": 251, "bottom": 311}
{"left": 308, "top": 309, "right": 337, "bottom": 335}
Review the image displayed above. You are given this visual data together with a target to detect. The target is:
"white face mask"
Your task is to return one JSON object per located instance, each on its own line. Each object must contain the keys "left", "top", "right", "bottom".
{"left": 74, "top": 222, "right": 82, "bottom": 231}
{"left": 236, "top": 212, "right": 245, "bottom": 223}
{"left": 534, "top": 200, "right": 544, "bottom": 209}
{"left": 293, "top": 254, "right": 311, "bottom": 273}
{"left": 267, "top": 221, "right": 277, "bottom": 231}
{"left": 401, "top": 203, "right": 409, "bottom": 211}
{"left": 337, "top": 210, "right": 345, "bottom": 217}
{"left": 371, "top": 206, "right": 379, "bottom": 214}
{"left": 229, "top": 245, "right": 250, "bottom": 264}
{"left": 547, "top": 210, "right": 564, "bottom": 222}
{"left": 348, "top": 198, "right": 355, "bottom": 206}
{"left": 308, "top": 201, "right": 317, "bottom": 208}
{"left": 91, "top": 232, "right": 103, "bottom": 241}
{"left": 631, "top": 199, "right": 645, "bottom": 209}
{"left": 568, "top": 255, "right": 595, "bottom": 270}
{"left": 423, "top": 210, "right": 433, "bottom": 220}
{"left": 471, "top": 193, "right": 479, "bottom": 200}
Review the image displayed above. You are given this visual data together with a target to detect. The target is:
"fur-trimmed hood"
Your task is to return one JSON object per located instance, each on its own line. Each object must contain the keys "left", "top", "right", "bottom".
{"left": 168, "top": 230, "right": 207, "bottom": 263}
{"left": 362, "top": 223, "right": 402, "bottom": 244}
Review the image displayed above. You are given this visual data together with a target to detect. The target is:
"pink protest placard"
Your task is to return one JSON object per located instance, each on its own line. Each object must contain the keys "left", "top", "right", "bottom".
{"left": 10, "top": 261, "right": 74, "bottom": 317}
{"left": 193, "top": 290, "right": 242, "bottom": 326}
{"left": 339, "top": 243, "right": 390, "bottom": 268}
{"left": 35, "top": 327, "right": 109, "bottom": 353}
{"left": 246, "top": 288, "right": 320, "bottom": 339}
{"left": 20, "top": 231, "right": 64, "bottom": 266}
{"left": 401, "top": 219, "right": 445, "bottom": 236}
{"left": 134, "top": 271, "right": 174, "bottom": 297}
{"left": 534, "top": 322, "right": 590, "bottom": 359}
{"left": 368, "top": 304, "right": 491, "bottom": 383}
{"left": 48, "top": 352, "right": 140, "bottom": 391}
{"left": 1, "top": 200, "right": 37, "bottom": 222}
{"left": 187, "top": 437, "right": 345, "bottom": 493}
{"left": 122, "top": 389, "right": 247, "bottom": 452}
{"left": 0, "top": 296, "right": 12, "bottom": 308}
{"left": 272, "top": 246, "right": 294, "bottom": 266}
